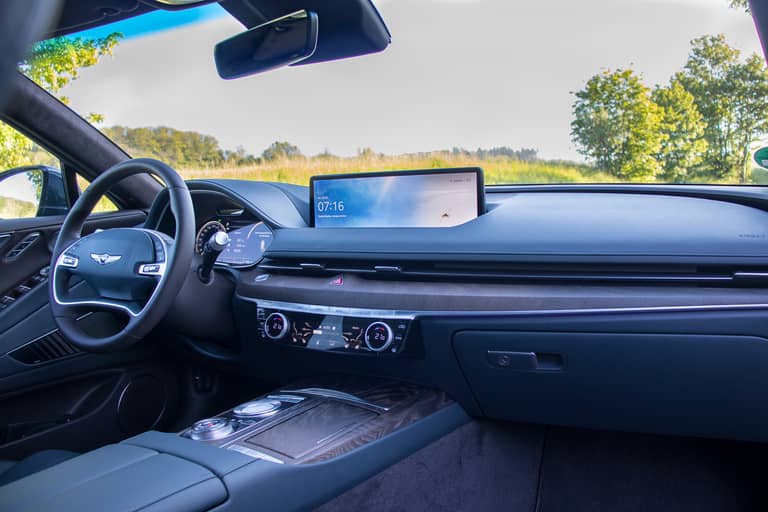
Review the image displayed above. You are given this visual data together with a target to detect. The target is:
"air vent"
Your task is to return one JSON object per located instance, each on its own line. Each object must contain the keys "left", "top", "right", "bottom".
{"left": 8, "top": 330, "right": 81, "bottom": 365}
{"left": 226, "top": 217, "right": 257, "bottom": 231}
{"left": 259, "top": 258, "right": 768, "bottom": 286}
{"left": 3, "top": 232, "right": 41, "bottom": 261}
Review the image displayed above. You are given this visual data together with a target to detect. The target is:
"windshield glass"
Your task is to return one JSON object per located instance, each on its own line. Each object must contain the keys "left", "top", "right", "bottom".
{"left": 18, "top": 0, "right": 768, "bottom": 185}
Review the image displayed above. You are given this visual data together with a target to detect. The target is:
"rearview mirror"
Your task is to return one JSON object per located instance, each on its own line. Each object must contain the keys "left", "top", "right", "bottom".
{"left": 214, "top": 10, "right": 319, "bottom": 80}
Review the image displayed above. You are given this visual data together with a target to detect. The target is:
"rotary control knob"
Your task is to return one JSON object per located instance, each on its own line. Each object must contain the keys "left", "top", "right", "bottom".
{"left": 189, "top": 417, "right": 234, "bottom": 441}
{"left": 265, "top": 312, "right": 290, "bottom": 340}
{"left": 233, "top": 399, "right": 282, "bottom": 418}
{"left": 364, "top": 321, "right": 394, "bottom": 352}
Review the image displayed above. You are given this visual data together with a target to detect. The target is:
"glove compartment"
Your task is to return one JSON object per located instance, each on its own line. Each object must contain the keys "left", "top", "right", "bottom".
{"left": 453, "top": 330, "right": 768, "bottom": 442}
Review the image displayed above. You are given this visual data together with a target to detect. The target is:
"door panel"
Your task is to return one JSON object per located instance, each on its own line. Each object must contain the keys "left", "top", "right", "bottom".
{"left": 0, "top": 209, "right": 178, "bottom": 460}
{"left": 0, "top": 364, "right": 179, "bottom": 460}
{"left": 0, "top": 209, "right": 147, "bottom": 370}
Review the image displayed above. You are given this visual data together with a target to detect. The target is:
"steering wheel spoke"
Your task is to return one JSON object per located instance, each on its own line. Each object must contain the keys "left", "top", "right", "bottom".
{"left": 55, "top": 294, "right": 145, "bottom": 318}
{"left": 49, "top": 159, "right": 194, "bottom": 351}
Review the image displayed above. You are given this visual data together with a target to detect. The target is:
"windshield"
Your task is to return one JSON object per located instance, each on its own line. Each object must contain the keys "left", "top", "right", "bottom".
{"left": 18, "top": 0, "right": 768, "bottom": 185}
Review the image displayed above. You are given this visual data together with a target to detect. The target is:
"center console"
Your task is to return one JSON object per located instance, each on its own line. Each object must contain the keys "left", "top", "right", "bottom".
{"left": 180, "top": 378, "right": 451, "bottom": 464}
{"left": 0, "top": 376, "right": 468, "bottom": 511}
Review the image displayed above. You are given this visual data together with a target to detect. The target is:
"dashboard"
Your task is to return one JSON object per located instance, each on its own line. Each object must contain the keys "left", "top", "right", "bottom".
{"left": 195, "top": 219, "right": 273, "bottom": 266}
{"left": 152, "top": 188, "right": 273, "bottom": 268}
{"left": 144, "top": 176, "right": 768, "bottom": 444}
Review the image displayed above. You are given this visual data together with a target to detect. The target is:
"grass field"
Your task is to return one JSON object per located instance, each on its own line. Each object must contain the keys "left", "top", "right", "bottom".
{"left": 177, "top": 153, "right": 617, "bottom": 185}
{"left": 0, "top": 196, "right": 37, "bottom": 218}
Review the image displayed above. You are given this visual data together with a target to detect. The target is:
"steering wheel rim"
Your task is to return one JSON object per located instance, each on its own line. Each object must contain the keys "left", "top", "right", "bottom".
{"left": 49, "top": 158, "right": 195, "bottom": 351}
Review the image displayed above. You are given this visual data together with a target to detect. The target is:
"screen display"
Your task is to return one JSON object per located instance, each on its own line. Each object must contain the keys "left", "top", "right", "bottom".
{"left": 311, "top": 168, "right": 483, "bottom": 228}
{"left": 218, "top": 222, "right": 273, "bottom": 266}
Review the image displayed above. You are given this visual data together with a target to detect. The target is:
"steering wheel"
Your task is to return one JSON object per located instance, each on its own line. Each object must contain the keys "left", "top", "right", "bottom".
{"left": 49, "top": 158, "right": 195, "bottom": 352}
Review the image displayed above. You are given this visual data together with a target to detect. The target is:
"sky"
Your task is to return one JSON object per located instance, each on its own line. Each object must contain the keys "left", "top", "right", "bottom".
{"left": 63, "top": 0, "right": 765, "bottom": 162}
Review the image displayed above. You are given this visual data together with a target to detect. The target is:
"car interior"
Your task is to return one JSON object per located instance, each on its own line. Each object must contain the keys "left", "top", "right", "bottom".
{"left": 3, "top": 0, "right": 768, "bottom": 511}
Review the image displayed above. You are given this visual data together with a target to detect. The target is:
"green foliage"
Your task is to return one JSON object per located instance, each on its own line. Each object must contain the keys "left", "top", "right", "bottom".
{"left": 571, "top": 69, "right": 663, "bottom": 180}
{"left": 0, "top": 122, "right": 58, "bottom": 171}
{"left": 0, "top": 124, "right": 34, "bottom": 169}
{"left": 651, "top": 80, "right": 707, "bottom": 182}
{"left": 0, "top": 196, "right": 37, "bottom": 219}
{"left": 262, "top": 141, "right": 303, "bottom": 161}
{"left": 21, "top": 35, "right": 122, "bottom": 96}
{"left": 729, "top": 0, "right": 750, "bottom": 12}
{"left": 178, "top": 151, "right": 617, "bottom": 185}
{"left": 316, "top": 149, "right": 336, "bottom": 159}
{"left": 102, "top": 126, "right": 259, "bottom": 168}
{"left": 20, "top": 34, "right": 122, "bottom": 123}
{"left": 572, "top": 34, "right": 768, "bottom": 183}
{"left": 0, "top": 35, "right": 122, "bottom": 171}
{"left": 675, "top": 34, "right": 768, "bottom": 180}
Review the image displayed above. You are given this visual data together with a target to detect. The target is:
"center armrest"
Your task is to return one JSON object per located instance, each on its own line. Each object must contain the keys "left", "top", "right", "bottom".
{"left": 0, "top": 443, "right": 229, "bottom": 512}
{"left": 122, "top": 431, "right": 254, "bottom": 478}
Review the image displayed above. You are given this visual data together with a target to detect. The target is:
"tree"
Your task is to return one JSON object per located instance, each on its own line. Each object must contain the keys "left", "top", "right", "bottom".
{"left": 316, "top": 149, "right": 336, "bottom": 159}
{"left": 20, "top": 34, "right": 122, "bottom": 123}
{"left": 675, "top": 34, "right": 768, "bottom": 180}
{"left": 262, "top": 141, "right": 302, "bottom": 161}
{"left": 651, "top": 80, "right": 708, "bottom": 182}
{"left": 101, "top": 126, "right": 256, "bottom": 168}
{"left": 729, "top": 0, "right": 749, "bottom": 12}
{"left": 0, "top": 35, "right": 121, "bottom": 169}
{"left": 729, "top": 53, "right": 768, "bottom": 182}
{"left": 0, "top": 124, "right": 34, "bottom": 169}
{"left": 571, "top": 69, "right": 663, "bottom": 180}
{"left": 357, "top": 147, "right": 376, "bottom": 159}
{"left": 223, "top": 145, "right": 259, "bottom": 166}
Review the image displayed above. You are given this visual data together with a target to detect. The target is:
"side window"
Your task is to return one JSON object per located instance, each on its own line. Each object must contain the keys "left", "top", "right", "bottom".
{"left": 0, "top": 122, "right": 66, "bottom": 219}
{"left": 76, "top": 176, "right": 119, "bottom": 214}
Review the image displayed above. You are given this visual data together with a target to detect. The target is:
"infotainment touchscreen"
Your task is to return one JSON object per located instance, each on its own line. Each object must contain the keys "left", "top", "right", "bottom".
{"left": 310, "top": 168, "right": 484, "bottom": 228}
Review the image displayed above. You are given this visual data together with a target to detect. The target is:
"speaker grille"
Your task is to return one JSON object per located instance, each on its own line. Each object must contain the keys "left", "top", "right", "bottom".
{"left": 9, "top": 330, "right": 81, "bottom": 365}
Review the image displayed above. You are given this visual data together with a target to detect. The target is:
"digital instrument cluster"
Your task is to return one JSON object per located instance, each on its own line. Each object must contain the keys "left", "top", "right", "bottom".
{"left": 195, "top": 219, "right": 273, "bottom": 267}
{"left": 256, "top": 305, "right": 411, "bottom": 355}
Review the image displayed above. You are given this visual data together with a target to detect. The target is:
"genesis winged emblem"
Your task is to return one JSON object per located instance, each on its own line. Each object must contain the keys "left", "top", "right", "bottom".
{"left": 90, "top": 253, "right": 122, "bottom": 265}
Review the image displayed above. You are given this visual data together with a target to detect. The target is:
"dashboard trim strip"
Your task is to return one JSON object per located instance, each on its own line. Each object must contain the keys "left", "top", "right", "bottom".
{"left": 252, "top": 298, "right": 416, "bottom": 319}
{"left": 238, "top": 295, "right": 768, "bottom": 318}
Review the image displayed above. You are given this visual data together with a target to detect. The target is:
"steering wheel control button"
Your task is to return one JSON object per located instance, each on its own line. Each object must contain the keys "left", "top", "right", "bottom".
{"left": 137, "top": 260, "right": 166, "bottom": 277}
{"left": 365, "top": 321, "right": 394, "bottom": 352}
{"left": 190, "top": 417, "right": 235, "bottom": 440}
{"left": 58, "top": 254, "right": 79, "bottom": 268}
{"left": 138, "top": 263, "right": 164, "bottom": 276}
{"left": 265, "top": 312, "right": 290, "bottom": 340}
{"left": 233, "top": 399, "right": 282, "bottom": 418}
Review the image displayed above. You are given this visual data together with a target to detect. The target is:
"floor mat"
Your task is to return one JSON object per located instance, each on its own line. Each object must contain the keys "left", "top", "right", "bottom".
{"left": 536, "top": 427, "right": 768, "bottom": 512}
{"left": 315, "top": 420, "right": 545, "bottom": 512}
{"left": 317, "top": 420, "right": 768, "bottom": 512}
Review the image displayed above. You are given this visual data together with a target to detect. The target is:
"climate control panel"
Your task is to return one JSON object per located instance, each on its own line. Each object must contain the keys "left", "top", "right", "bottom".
{"left": 256, "top": 302, "right": 412, "bottom": 355}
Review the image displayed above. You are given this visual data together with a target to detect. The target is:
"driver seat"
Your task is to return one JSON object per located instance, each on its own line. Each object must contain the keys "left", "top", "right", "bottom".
{"left": 0, "top": 450, "right": 77, "bottom": 486}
